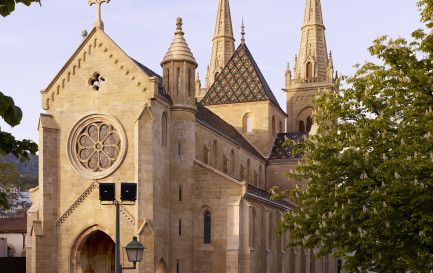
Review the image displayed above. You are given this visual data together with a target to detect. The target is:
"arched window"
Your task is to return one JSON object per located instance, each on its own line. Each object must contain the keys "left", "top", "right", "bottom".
{"left": 243, "top": 113, "right": 252, "bottom": 133}
{"left": 162, "top": 112, "right": 168, "bottom": 147}
{"left": 215, "top": 72, "right": 219, "bottom": 81}
{"left": 272, "top": 116, "right": 276, "bottom": 136}
{"left": 306, "top": 116, "right": 313, "bottom": 133}
{"left": 240, "top": 164, "right": 245, "bottom": 180}
{"left": 247, "top": 159, "right": 251, "bottom": 183}
{"left": 279, "top": 121, "right": 283, "bottom": 133}
{"left": 231, "top": 149, "right": 235, "bottom": 175}
{"left": 204, "top": 211, "right": 211, "bottom": 244}
{"left": 299, "top": 121, "right": 305, "bottom": 132}
{"left": 213, "top": 140, "right": 218, "bottom": 168}
{"left": 165, "top": 69, "right": 170, "bottom": 94}
{"left": 223, "top": 155, "right": 228, "bottom": 174}
{"left": 306, "top": 62, "right": 313, "bottom": 78}
{"left": 177, "top": 68, "right": 181, "bottom": 95}
{"left": 204, "top": 145, "right": 209, "bottom": 164}
{"left": 259, "top": 165, "right": 263, "bottom": 187}
{"left": 254, "top": 171, "right": 258, "bottom": 186}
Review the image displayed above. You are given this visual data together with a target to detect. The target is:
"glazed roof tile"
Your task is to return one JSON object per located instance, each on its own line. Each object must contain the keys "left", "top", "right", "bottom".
{"left": 269, "top": 132, "right": 307, "bottom": 160}
{"left": 201, "top": 43, "right": 285, "bottom": 114}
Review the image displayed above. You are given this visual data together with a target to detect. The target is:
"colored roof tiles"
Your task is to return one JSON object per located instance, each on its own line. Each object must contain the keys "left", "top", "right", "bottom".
{"left": 201, "top": 43, "right": 284, "bottom": 113}
{"left": 269, "top": 132, "right": 307, "bottom": 160}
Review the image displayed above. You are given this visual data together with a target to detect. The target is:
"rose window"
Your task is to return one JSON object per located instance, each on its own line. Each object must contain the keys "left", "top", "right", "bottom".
{"left": 68, "top": 114, "right": 127, "bottom": 179}
{"left": 76, "top": 122, "right": 120, "bottom": 171}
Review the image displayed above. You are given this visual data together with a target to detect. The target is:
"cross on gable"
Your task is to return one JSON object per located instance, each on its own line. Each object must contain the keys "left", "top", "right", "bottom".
{"left": 88, "top": 0, "right": 110, "bottom": 31}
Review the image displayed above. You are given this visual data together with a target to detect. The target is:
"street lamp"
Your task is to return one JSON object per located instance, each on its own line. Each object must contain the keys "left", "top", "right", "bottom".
{"left": 99, "top": 183, "right": 145, "bottom": 272}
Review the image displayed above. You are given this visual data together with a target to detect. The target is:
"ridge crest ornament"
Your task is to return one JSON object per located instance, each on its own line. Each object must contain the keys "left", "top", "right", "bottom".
{"left": 68, "top": 114, "right": 127, "bottom": 179}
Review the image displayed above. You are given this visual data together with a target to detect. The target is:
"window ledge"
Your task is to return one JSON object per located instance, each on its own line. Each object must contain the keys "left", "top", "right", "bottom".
{"left": 197, "top": 244, "right": 214, "bottom": 251}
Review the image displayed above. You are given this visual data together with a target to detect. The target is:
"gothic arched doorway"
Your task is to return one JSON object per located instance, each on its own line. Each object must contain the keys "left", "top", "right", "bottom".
{"left": 71, "top": 226, "right": 115, "bottom": 273}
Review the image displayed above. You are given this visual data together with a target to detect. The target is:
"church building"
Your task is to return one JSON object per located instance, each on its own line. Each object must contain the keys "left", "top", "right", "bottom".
{"left": 26, "top": 0, "right": 341, "bottom": 272}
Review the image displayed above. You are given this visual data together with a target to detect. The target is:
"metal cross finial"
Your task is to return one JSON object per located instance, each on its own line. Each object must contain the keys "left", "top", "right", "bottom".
{"left": 88, "top": 0, "right": 110, "bottom": 31}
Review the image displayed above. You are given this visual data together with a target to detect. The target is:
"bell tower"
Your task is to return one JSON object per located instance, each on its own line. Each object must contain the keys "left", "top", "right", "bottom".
{"left": 284, "top": 0, "right": 336, "bottom": 133}
{"left": 205, "top": 0, "right": 235, "bottom": 88}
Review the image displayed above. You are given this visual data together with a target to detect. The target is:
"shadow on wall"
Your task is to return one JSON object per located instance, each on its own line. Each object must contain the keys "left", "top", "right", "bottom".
{"left": 0, "top": 257, "right": 26, "bottom": 273}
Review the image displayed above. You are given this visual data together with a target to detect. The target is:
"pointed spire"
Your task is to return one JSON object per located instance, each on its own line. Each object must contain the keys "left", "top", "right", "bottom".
{"left": 206, "top": 0, "right": 235, "bottom": 88}
{"left": 195, "top": 72, "right": 202, "bottom": 98}
{"left": 214, "top": 0, "right": 234, "bottom": 38}
{"left": 241, "top": 19, "right": 246, "bottom": 45}
{"left": 294, "top": 0, "right": 329, "bottom": 80}
{"left": 285, "top": 62, "right": 292, "bottom": 88}
{"left": 161, "top": 18, "right": 197, "bottom": 67}
{"left": 303, "top": 0, "right": 324, "bottom": 27}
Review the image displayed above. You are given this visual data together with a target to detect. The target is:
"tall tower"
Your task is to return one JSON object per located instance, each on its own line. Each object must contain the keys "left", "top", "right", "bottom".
{"left": 205, "top": 0, "right": 235, "bottom": 88}
{"left": 161, "top": 17, "right": 198, "bottom": 273}
{"left": 284, "top": 0, "right": 335, "bottom": 133}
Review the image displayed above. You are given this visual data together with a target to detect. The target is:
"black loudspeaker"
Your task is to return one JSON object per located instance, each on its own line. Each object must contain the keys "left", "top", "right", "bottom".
{"left": 99, "top": 183, "right": 115, "bottom": 202}
{"left": 121, "top": 183, "right": 137, "bottom": 202}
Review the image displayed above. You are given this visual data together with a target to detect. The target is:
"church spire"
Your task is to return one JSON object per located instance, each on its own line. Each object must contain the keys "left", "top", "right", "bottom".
{"left": 205, "top": 0, "right": 235, "bottom": 88}
{"left": 293, "top": 0, "right": 331, "bottom": 81}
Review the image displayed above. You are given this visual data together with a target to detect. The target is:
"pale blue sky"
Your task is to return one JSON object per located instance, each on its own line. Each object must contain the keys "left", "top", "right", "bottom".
{"left": 0, "top": 0, "right": 422, "bottom": 144}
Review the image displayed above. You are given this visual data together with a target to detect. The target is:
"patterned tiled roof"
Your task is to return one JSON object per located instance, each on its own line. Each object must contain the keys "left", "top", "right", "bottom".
{"left": 196, "top": 102, "right": 264, "bottom": 161}
{"left": 269, "top": 133, "right": 307, "bottom": 160}
{"left": 201, "top": 44, "right": 284, "bottom": 114}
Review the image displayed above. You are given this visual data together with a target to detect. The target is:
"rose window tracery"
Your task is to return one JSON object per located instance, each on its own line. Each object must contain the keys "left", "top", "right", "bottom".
{"left": 68, "top": 114, "right": 127, "bottom": 179}
{"left": 76, "top": 122, "right": 120, "bottom": 171}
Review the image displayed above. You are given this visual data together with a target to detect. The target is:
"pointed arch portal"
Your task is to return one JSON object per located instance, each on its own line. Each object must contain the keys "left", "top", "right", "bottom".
{"left": 71, "top": 225, "right": 115, "bottom": 273}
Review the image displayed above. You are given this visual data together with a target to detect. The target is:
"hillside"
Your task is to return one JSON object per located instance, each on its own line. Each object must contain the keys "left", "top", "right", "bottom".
{"left": 2, "top": 154, "right": 39, "bottom": 190}
{"left": 3, "top": 154, "right": 38, "bottom": 177}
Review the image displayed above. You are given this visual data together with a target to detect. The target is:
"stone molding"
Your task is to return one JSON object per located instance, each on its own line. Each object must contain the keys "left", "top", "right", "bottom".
{"left": 55, "top": 182, "right": 99, "bottom": 226}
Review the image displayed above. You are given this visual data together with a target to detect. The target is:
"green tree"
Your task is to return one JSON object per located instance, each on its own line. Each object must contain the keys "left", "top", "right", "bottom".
{"left": 0, "top": 0, "right": 40, "bottom": 210}
{"left": 273, "top": 1, "right": 433, "bottom": 272}
{"left": 0, "top": 0, "right": 41, "bottom": 17}
{"left": 0, "top": 92, "right": 38, "bottom": 210}
{"left": 0, "top": 159, "right": 21, "bottom": 210}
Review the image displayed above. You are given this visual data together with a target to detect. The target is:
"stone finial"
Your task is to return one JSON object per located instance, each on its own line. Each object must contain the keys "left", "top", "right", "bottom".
{"left": 241, "top": 19, "right": 245, "bottom": 45}
{"left": 88, "top": 0, "right": 110, "bottom": 31}
{"left": 161, "top": 17, "right": 197, "bottom": 67}
{"left": 82, "top": 30, "right": 88, "bottom": 41}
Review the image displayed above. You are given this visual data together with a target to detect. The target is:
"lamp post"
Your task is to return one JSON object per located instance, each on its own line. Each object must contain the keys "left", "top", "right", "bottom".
{"left": 100, "top": 183, "right": 146, "bottom": 272}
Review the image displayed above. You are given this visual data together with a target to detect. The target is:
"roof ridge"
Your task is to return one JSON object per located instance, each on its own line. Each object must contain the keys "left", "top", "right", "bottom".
{"left": 201, "top": 43, "right": 285, "bottom": 115}
{"left": 242, "top": 44, "right": 283, "bottom": 111}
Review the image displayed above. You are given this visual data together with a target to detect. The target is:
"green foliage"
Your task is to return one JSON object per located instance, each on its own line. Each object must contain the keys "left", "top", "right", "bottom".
{"left": 0, "top": 159, "right": 21, "bottom": 210}
{"left": 0, "top": 192, "right": 10, "bottom": 210}
{"left": 274, "top": 1, "right": 433, "bottom": 272}
{"left": 0, "top": 92, "right": 38, "bottom": 162}
{"left": 0, "top": 0, "right": 41, "bottom": 17}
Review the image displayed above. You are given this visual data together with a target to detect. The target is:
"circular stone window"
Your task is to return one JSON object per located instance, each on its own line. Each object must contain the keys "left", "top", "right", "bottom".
{"left": 68, "top": 114, "right": 127, "bottom": 179}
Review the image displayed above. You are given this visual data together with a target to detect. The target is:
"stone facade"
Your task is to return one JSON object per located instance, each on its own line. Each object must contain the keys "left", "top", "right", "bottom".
{"left": 26, "top": 0, "right": 342, "bottom": 272}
